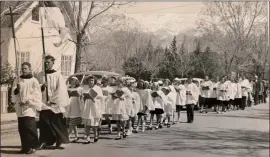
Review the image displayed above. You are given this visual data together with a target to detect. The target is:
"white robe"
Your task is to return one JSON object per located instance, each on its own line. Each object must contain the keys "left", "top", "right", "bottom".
{"left": 37, "top": 71, "right": 69, "bottom": 114}
{"left": 101, "top": 86, "right": 113, "bottom": 115}
{"left": 168, "top": 85, "right": 177, "bottom": 110}
{"left": 235, "top": 82, "right": 242, "bottom": 99}
{"left": 210, "top": 82, "right": 219, "bottom": 98}
{"left": 66, "top": 87, "right": 83, "bottom": 118}
{"left": 81, "top": 85, "right": 103, "bottom": 120}
{"left": 230, "top": 83, "right": 237, "bottom": 100}
{"left": 240, "top": 79, "right": 250, "bottom": 97}
{"left": 225, "top": 80, "right": 234, "bottom": 100}
{"left": 200, "top": 80, "right": 213, "bottom": 98}
{"left": 217, "top": 82, "right": 229, "bottom": 101}
{"left": 175, "top": 84, "right": 186, "bottom": 106}
{"left": 12, "top": 77, "right": 43, "bottom": 117}
{"left": 184, "top": 83, "right": 199, "bottom": 105}
{"left": 131, "top": 91, "right": 142, "bottom": 115}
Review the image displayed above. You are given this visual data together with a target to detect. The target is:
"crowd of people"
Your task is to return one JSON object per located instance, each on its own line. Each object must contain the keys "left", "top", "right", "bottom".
{"left": 11, "top": 54, "right": 268, "bottom": 154}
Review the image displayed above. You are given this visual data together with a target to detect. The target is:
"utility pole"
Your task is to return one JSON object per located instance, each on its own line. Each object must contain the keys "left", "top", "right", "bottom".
{"left": 268, "top": 1, "right": 270, "bottom": 99}
{"left": 40, "top": 2, "right": 49, "bottom": 101}
{"left": 5, "top": 7, "right": 19, "bottom": 79}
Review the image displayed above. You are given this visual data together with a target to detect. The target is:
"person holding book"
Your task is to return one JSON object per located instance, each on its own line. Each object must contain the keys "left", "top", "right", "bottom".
{"left": 210, "top": 77, "right": 221, "bottom": 113}
{"left": 81, "top": 75, "right": 103, "bottom": 144}
{"left": 100, "top": 77, "right": 114, "bottom": 134}
{"left": 11, "top": 62, "right": 43, "bottom": 154}
{"left": 200, "top": 75, "right": 213, "bottom": 113}
{"left": 37, "top": 55, "right": 69, "bottom": 150}
{"left": 108, "top": 77, "right": 131, "bottom": 140}
{"left": 184, "top": 76, "right": 200, "bottom": 123}
{"left": 66, "top": 77, "right": 83, "bottom": 143}
{"left": 217, "top": 76, "right": 230, "bottom": 113}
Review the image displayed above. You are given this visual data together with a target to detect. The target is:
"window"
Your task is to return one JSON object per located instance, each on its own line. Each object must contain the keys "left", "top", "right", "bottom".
{"left": 17, "top": 51, "right": 30, "bottom": 74}
{"left": 61, "top": 55, "right": 72, "bottom": 77}
{"left": 32, "top": 7, "right": 39, "bottom": 22}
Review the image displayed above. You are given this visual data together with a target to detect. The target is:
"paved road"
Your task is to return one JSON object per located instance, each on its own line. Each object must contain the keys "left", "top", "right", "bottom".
{"left": 1, "top": 103, "right": 269, "bottom": 157}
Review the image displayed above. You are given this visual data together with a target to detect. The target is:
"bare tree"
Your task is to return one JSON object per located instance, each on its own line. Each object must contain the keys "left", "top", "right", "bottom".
{"left": 61, "top": 1, "right": 132, "bottom": 73}
{"left": 198, "top": 1, "right": 267, "bottom": 74}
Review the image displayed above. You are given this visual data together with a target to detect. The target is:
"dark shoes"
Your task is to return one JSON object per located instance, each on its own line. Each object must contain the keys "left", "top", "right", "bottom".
{"left": 20, "top": 148, "right": 35, "bottom": 154}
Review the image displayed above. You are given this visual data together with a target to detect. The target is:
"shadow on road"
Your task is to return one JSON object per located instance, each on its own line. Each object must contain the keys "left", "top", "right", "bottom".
{"left": 0, "top": 146, "right": 21, "bottom": 155}
{"left": 105, "top": 128, "right": 269, "bottom": 157}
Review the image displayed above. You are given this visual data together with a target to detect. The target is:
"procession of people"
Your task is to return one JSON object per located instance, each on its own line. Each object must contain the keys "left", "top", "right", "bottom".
{"left": 11, "top": 55, "right": 268, "bottom": 154}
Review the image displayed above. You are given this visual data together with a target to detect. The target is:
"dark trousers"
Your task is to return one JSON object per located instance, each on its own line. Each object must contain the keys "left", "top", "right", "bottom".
{"left": 241, "top": 96, "right": 247, "bottom": 110}
{"left": 39, "top": 110, "right": 69, "bottom": 146}
{"left": 18, "top": 117, "right": 39, "bottom": 150}
{"left": 186, "top": 104, "right": 194, "bottom": 122}
{"left": 234, "top": 98, "right": 242, "bottom": 109}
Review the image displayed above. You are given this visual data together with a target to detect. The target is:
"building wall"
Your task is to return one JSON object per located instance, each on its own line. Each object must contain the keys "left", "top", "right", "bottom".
{"left": 1, "top": 6, "right": 76, "bottom": 79}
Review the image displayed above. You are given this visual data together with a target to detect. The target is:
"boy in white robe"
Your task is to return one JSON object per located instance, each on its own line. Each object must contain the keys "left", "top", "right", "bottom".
{"left": 184, "top": 76, "right": 199, "bottom": 123}
{"left": 12, "top": 62, "right": 43, "bottom": 154}
{"left": 37, "top": 55, "right": 69, "bottom": 149}
{"left": 234, "top": 77, "right": 242, "bottom": 110}
{"left": 240, "top": 74, "right": 250, "bottom": 110}
{"left": 200, "top": 75, "right": 213, "bottom": 113}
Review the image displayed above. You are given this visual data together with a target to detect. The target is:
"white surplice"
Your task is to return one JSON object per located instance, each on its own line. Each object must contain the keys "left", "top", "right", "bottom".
{"left": 12, "top": 77, "right": 43, "bottom": 117}
{"left": 240, "top": 79, "right": 250, "bottom": 97}
{"left": 175, "top": 84, "right": 186, "bottom": 106}
{"left": 184, "top": 83, "right": 199, "bottom": 105}
{"left": 217, "top": 82, "right": 229, "bottom": 101}
{"left": 210, "top": 82, "right": 219, "bottom": 98}
{"left": 37, "top": 71, "right": 69, "bottom": 114}
{"left": 200, "top": 80, "right": 213, "bottom": 98}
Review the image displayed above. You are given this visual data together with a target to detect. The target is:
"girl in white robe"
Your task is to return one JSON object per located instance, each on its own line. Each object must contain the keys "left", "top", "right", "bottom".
{"left": 148, "top": 82, "right": 160, "bottom": 130}
{"left": 81, "top": 76, "right": 103, "bottom": 144}
{"left": 152, "top": 88, "right": 167, "bottom": 129}
{"left": 12, "top": 62, "right": 43, "bottom": 154}
{"left": 100, "top": 77, "right": 114, "bottom": 134}
{"left": 135, "top": 81, "right": 151, "bottom": 133}
{"left": 162, "top": 86, "right": 175, "bottom": 127}
{"left": 173, "top": 78, "right": 186, "bottom": 123}
{"left": 107, "top": 77, "right": 131, "bottom": 140}
{"left": 66, "top": 77, "right": 83, "bottom": 143}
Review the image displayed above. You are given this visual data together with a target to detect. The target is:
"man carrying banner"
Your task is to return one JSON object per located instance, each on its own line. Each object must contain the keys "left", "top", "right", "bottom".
{"left": 37, "top": 54, "right": 69, "bottom": 149}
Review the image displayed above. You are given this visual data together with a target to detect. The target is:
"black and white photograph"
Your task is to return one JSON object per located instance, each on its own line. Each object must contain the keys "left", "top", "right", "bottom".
{"left": 0, "top": 0, "right": 269, "bottom": 157}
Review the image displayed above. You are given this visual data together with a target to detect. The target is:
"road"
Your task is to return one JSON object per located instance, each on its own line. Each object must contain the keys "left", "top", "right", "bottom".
{"left": 1, "top": 103, "right": 269, "bottom": 157}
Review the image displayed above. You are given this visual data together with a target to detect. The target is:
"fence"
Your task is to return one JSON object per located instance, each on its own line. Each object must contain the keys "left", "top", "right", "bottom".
{"left": 0, "top": 85, "right": 8, "bottom": 113}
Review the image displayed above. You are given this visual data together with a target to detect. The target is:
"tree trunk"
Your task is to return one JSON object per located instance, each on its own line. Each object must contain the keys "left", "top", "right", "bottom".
{"left": 74, "top": 34, "right": 83, "bottom": 73}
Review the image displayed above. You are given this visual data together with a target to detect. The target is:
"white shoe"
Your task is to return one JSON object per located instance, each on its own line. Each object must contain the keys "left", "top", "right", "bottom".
{"left": 126, "top": 129, "right": 132, "bottom": 136}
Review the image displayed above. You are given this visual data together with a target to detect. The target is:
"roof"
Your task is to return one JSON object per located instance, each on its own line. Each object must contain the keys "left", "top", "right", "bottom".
{"left": 70, "top": 71, "right": 121, "bottom": 77}
{"left": 1, "top": 1, "right": 33, "bottom": 27}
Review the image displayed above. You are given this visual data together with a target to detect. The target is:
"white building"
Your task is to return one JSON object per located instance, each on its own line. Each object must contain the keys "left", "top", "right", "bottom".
{"left": 1, "top": 2, "right": 76, "bottom": 79}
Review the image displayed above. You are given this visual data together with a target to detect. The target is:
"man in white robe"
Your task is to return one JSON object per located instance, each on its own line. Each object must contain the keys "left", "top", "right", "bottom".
{"left": 184, "top": 76, "right": 199, "bottom": 123}
{"left": 37, "top": 55, "right": 69, "bottom": 149}
{"left": 11, "top": 62, "right": 43, "bottom": 154}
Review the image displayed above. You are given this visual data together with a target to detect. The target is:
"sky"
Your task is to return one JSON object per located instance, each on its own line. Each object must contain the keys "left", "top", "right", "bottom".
{"left": 116, "top": 2, "right": 204, "bottom": 34}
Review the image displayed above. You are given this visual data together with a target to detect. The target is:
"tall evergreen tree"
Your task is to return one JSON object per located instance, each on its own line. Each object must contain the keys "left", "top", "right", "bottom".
{"left": 170, "top": 36, "right": 177, "bottom": 54}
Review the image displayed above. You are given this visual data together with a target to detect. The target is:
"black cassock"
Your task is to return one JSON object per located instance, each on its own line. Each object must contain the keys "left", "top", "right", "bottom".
{"left": 38, "top": 70, "right": 69, "bottom": 146}
{"left": 39, "top": 110, "right": 69, "bottom": 146}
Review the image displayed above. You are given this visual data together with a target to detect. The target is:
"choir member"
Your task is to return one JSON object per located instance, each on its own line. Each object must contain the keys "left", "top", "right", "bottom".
{"left": 66, "top": 77, "right": 83, "bottom": 143}
{"left": 200, "top": 75, "right": 213, "bottom": 113}
{"left": 174, "top": 78, "right": 186, "bottom": 123}
{"left": 12, "top": 62, "right": 43, "bottom": 154}
{"left": 81, "top": 75, "right": 103, "bottom": 144}
{"left": 184, "top": 76, "right": 199, "bottom": 123}
{"left": 217, "top": 76, "right": 229, "bottom": 113}
{"left": 37, "top": 55, "right": 69, "bottom": 149}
